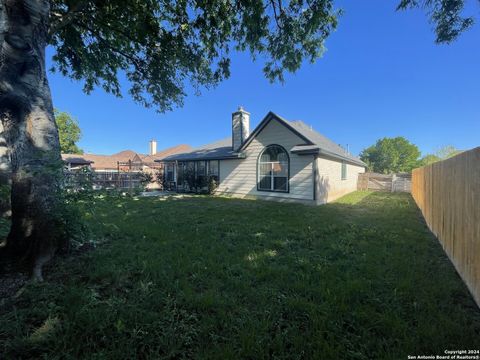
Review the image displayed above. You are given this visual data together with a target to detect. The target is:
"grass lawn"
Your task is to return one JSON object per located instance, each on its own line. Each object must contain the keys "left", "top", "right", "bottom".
{"left": 1, "top": 191, "right": 479, "bottom": 359}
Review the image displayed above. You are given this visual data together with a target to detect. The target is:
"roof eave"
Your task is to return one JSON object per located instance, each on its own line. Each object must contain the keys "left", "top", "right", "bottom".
{"left": 237, "top": 112, "right": 314, "bottom": 152}
{"left": 63, "top": 159, "right": 95, "bottom": 164}
{"left": 155, "top": 153, "right": 246, "bottom": 162}
{"left": 317, "top": 148, "right": 366, "bottom": 167}
{"left": 291, "top": 147, "right": 320, "bottom": 155}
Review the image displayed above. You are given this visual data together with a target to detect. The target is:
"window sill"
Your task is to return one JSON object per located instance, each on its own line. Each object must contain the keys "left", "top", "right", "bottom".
{"left": 257, "top": 188, "right": 289, "bottom": 193}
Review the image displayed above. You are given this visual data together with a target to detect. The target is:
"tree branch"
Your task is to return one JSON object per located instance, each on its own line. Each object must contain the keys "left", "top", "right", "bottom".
{"left": 75, "top": 22, "right": 146, "bottom": 71}
{"left": 48, "top": 1, "right": 93, "bottom": 38}
{"left": 270, "top": 0, "right": 283, "bottom": 29}
{"left": 94, "top": 19, "right": 140, "bottom": 45}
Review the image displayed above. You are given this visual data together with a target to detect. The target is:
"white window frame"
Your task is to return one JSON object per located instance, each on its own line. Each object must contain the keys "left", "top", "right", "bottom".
{"left": 257, "top": 145, "right": 289, "bottom": 193}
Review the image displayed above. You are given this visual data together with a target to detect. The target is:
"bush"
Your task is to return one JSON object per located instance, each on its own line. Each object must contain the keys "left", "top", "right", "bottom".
{"left": 208, "top": 176, "right": 217, "bottom": 195}
{"left": 138, "top": 171, "right": 153, "bottom": 190}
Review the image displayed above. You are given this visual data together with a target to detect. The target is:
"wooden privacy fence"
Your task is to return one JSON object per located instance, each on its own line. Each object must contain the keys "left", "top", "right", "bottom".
{"left": 412, "top": 147, "right": 480, "bottom": 307}
{"left": 357, "top": 173, "right": 411, "bottom": 192}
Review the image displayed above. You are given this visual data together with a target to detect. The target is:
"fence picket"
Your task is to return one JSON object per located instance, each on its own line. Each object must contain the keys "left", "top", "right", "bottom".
{"left": 412, "top": 147, "right": 480, "bottom": 307}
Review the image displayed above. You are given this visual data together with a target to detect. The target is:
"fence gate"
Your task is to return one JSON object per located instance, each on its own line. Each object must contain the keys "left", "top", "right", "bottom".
{"left": 357, "top": 173, "right": 411, "bottom": 192}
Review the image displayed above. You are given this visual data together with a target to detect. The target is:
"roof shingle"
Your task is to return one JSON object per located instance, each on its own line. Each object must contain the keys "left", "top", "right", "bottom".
{"left": 62, "top": 144, "right": 192, "bottom": 169}
{"left": 162, "top": 112, "right": 365, "bottom": 166}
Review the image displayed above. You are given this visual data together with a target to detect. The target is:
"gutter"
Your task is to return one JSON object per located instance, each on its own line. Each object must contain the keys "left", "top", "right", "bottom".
{"left": 291, "top": 146, "right": 366, "bottom": 167}
{"left": 154, "top": 153, "right": 246, "bottom": 163}
{"left": 318, "top": 148, "right": 366, "bottom": 167}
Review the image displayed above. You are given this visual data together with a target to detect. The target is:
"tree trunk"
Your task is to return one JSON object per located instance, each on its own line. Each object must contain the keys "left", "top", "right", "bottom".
{"left": 0, "top": 0, "right": 63, "bottom": 280}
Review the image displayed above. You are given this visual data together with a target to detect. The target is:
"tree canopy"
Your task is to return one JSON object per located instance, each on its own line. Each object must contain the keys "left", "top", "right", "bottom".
{"left": 435, "top": 145, "right": 462, "bottom": 159}
{"left": 360, "top": 137, "right": 421, "bottom": 174}
{"left": 48, "top": 0, "right": 341, "bottom": 112}
{"left": 45, "top": 1, "right": 477, "bottom": 114}
{"left": 397, "top": 0, "right": 476, "bottom": 43}
{"left": 418, "top": 154, "right": 441, "bottom": 167}
{"left": 55, "top": 109, "right": 83, "bottom": 154}
{"left": 419, "top": 145, "right": 462, "bottom": 166}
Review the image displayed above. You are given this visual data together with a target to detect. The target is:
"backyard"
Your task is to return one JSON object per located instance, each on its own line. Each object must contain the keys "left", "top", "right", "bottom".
{"left": 1, "top": 191, "right": 479, "bottom": 359}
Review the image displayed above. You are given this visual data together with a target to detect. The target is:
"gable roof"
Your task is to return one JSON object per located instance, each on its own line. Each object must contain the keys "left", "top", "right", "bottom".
{"left": 239, "top": 112, "right": 366, "bottom": 166}
{"left": 161, "top": 138, "right": 244, "bottom": 161}
{"left": 287, "top": 120, "right": 366, "bottom": 166}
{"left": 141, "top": 144, "right": 192, "bottom": 162}
{"left": 61, "top": 156, "right": 94, "bottom": 165}
{"left": 238, "top": 112, "right": 314, "bottom": 150}
{"left": 62, "top": 144, "right": 192, "bottom": 169}
{"left": 163, "top": 111, "right": 365, "bottom": 167}
{"left": 112, "top": 150, "right": 138, "bottom": 159}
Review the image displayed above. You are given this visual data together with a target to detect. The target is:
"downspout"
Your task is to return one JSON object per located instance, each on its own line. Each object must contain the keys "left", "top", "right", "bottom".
{"left": 175, "top": 160, "right": 178, "bottom": 192}
{"left": 313, "top": 155, "right": 317, "bottom": 203}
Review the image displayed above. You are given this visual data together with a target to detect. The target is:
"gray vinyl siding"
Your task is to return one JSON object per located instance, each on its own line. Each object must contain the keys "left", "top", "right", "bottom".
{"left": 217, "top": 118, "right": 315, "bottom": 202}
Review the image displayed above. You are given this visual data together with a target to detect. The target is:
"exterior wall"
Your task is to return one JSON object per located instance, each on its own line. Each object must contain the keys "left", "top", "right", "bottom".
{"left": 315, "top": 155, "right": 365, "bottom": 204}
{"left": 217, "top": 118, "right": 315, "bottom": 203}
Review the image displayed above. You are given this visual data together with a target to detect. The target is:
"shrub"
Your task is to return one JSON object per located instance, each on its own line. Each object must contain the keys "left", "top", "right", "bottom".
{"left": 138, "top": 171, "right": 153, "bottom": 190}
{"left": 208, "top": 176, "right": 218, "bottom": 195}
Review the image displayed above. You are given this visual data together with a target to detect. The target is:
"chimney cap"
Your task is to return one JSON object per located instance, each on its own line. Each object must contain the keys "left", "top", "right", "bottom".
{"left": 234, "top": 106, "right": 250, "bottom": 114}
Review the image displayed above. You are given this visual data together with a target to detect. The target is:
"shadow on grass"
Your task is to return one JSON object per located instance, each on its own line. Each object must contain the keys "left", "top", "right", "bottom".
{"left": 1, "top": 191, "right": 479, "bottom": 359}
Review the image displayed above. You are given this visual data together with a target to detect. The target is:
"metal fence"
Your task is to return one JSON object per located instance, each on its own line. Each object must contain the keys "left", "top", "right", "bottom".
{"left": 65, "top": 161, "right": 165, "bottom": 190}
{"left": 64, "top": 170, "right": 146, "bottom": 190}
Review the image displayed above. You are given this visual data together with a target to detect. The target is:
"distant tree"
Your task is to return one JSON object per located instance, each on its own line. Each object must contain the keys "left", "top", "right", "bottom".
{"left": 419, "top": 154, "right": 441, "bottom": 167}
{"left": 397, "top": 0, "right": 477, "bottom": 43}
{"left": 360, "top": 137, "right": 421, "bottom": 174}
{"left": 419, "top": 145, "right": 462, "bottom": 166}
{"left": 435, "top": 145, "right": 462, "bottom": 159}
{"left": 55, "top": 110, "right": 83, "bottom": 154}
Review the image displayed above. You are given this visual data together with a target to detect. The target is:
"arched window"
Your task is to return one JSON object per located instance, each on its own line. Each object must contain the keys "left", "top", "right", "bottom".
{"left": 257, "top": 145, "right": 289, "bottom": 192}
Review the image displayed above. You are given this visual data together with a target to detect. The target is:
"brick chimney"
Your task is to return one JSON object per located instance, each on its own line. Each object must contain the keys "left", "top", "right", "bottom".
{"left": 149, "top": 139, "right": 157, "bottom": 155}
{"left": 232, "top": 106, "right": 250, "bottom": 151}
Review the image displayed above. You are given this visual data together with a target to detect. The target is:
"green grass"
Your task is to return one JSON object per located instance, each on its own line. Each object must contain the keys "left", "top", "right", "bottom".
{"left": 1, "top": 192, "right": 479, "bottom": 359}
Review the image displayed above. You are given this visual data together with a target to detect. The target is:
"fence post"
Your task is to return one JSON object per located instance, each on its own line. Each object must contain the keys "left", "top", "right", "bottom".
{"left": 391, "top": 173, "right": 396, "bottom": 192}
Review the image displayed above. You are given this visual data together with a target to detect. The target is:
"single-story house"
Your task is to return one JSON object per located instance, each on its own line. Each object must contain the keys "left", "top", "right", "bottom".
{"left": 160, "top": 108, "right": 366, "bottom": 205}
{"left": 62, "top": 144, "right": 192, "bottom": 172}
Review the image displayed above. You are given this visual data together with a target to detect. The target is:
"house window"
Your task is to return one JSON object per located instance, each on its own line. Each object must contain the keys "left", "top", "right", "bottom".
{"left": 177, "top": 162, "right": 184, "bottom": 187}
{"left": 208, "top": 160, "right": 219, "bottom": 176}
{"left": 341, "top": 161, "right": 347, "bottom": 180}
{"left": 258, "top": 145, "right": 289, "bottom": 192}
{"left": 196, "top": 161, "right": 206, "bottom": 176}
{"left": 208, "top": 160, "right": 219, "bottom": 182}
{"left": 166, "top": 163, "right": 175, "bottom": 182}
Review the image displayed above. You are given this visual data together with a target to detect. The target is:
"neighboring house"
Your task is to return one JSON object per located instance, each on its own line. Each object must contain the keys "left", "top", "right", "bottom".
{"left": 62, "top": 143, "right": 192, "bottom": 172}
{"left": 160, "top": 108, "right": 366, "bottom": 205}
{"left": 62, "top": 143, "right": 192, "bottom": 189}
{"left": 63, "top": 156, "right": 94, "bottom": 171}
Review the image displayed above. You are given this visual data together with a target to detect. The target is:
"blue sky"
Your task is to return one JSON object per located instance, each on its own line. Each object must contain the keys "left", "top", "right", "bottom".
{"left": 47, "top": 1, "right": 480, "bottom": 157}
